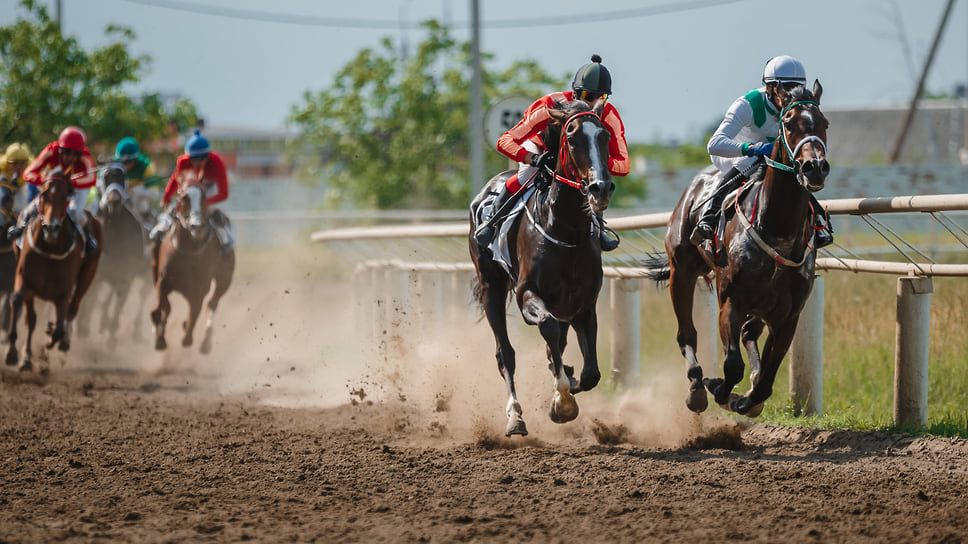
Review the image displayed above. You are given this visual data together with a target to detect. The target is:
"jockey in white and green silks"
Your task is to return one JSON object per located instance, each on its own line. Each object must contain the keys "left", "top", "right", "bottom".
{"left": 691, "top": 55, "right": 833, "bottom": 249}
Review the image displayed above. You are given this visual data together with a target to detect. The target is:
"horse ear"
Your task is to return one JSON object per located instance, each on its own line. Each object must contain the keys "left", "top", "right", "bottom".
{"left": 812, "top": 79, "right": 823, "bottom": 104}
{"left": 548, "top": 107, "right": 569, "bottom": 125}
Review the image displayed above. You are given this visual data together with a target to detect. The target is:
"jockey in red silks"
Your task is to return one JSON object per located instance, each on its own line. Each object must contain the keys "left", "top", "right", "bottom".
{"left": 149, "top": 130, "right": 234, "bottom": 252}
{"left": 475, "top": 54, "right": 629, "bottom": 252}
{"left": 10, "top": 126, "right": 99, "bottom": 254}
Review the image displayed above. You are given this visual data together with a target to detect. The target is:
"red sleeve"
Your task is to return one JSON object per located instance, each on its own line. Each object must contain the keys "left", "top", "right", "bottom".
{"left": 495, "top": 94, "right": 559, "bottom": 163}
{"left": 70, "top": 150, "right": 97, "bottom": 189}
{"left": 22, "top": 142, "right": 58, "bottom": 185}
{"left": 204, "top": 153, "right": 229, "bottom": 205}
{"left": 162, "top": 155, "right": 188, "bottom": 205}
{"left": 602, "top": 104, "right": 630, "bottom": 176}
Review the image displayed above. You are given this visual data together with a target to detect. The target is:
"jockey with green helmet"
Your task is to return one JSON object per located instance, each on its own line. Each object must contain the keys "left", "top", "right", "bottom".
{"left": 690, "top": 55, "right": 832, "bottom": 248}
{"left": 476, "top": 54, "right": 629, "bottom": 253}
{"left": 94, "top": 137, "right": 163, "bottom": 225}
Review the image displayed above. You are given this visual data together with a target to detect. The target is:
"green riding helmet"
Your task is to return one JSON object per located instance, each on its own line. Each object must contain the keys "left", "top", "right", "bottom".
{"left": 571, "top": 54, "right": 612, "bottom": 95}
{"left": 115, "top": 137, "right": 140, "bottom": 162}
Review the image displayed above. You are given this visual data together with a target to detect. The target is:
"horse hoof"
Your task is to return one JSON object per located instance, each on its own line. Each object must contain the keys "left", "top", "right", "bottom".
{"left": 505, "top": 417, "right": 528, "bottom": 437}
{"left": 686, "top": 382, "right": 708, "bottom": 413}
{"left": 155, "top": 337, "right": 167, "bottom": 351}
{"left": 181, "top": 336, "right": 193, "bottom": 348}
{"left": 729, "top": 395, "right": 764, "bottom": 417}
{"left": 745, "top": 403, "right": 765, "bottom": 418}
{"left": 18, "top": 359, "right": 32, "bottom": 373}
{"left": 58, "top": 340, "right": 70, "bottom": 353}
{"left": 578, "top": 370, "right": 601, "bottom": 392}
{"left": 549, "top": 392, "right": 579, "bottom": 424}
{"left": 5, "top": 350, "right": 16, "bottom": 366}
{"left": 200, "top": 333, "right": 212, "bottom": 355}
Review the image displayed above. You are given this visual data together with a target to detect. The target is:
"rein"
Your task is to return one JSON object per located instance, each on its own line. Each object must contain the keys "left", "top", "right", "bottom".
{"left": 25, "top": 220, "right": 77, "bottom": 261}
{"left": 764, "top": 100, "right": 827, "bottom": 174}
{"left": 553, "top": 111, "right": 600, "bottom": 190}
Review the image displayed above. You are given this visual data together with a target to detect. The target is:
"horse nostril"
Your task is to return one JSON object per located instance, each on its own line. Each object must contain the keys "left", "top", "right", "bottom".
{"left": 801, "top": 162, "right": 814, "bottom": 176}
{"left": 820, "top": 160, "right": 830, "bottom": 177}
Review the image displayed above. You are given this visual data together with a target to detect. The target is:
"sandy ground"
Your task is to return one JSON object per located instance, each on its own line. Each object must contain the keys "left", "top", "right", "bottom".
{"left": 1, "top": 251, "right": 967, "bottom": 543}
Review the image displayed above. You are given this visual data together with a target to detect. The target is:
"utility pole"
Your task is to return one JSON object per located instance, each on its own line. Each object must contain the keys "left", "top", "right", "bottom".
{"left": 55, "top": 0, "right": 62, "bottom": 30}
{"left": 469, "top": 0, "right": 484, "bottom": 192}
{"left": 889, "top": 0, "right": 956, "bottom": 164}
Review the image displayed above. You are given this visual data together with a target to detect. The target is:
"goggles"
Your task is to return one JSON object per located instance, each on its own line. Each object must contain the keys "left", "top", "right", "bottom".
{"left": 577, "top": 90, "right": 608, "bottom": 103}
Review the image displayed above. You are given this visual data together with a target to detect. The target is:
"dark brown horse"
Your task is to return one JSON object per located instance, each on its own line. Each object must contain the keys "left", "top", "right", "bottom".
{"left": 5, "top": 173, "right": 102, "bottom": 371}
{"left": 469, "top": 98, "right": 615, "bottom": 437}
{"left": 78, "top": 169, "right": 152, "bottom": 347}
{"left": 648, "top": 81, "right": 829, "bottom": 416}
{"left": 150, "top": 172, "right": 234, "bottom": 354}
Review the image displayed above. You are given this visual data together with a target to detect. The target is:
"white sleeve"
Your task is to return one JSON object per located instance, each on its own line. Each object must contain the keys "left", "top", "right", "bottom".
{"left": 707, "top": 97, "right": 755, "bottom": 159}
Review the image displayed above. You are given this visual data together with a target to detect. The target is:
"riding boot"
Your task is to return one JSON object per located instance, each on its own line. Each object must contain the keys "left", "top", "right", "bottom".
{"left": 149, "top": 212, "right": 173, "bottom": 242}
{"left": 596, "top": 214, "right": 619, "bottom": 251}
{"left": 809, "top": 193, "right": 834, "bottom": 248}
{"left": 77, "top": 222, "right": 97, "bottom": 255}
{"left": 7, "top": 203, "right": 36, "bottom": 240}
{"left": 210, "top": 212, "right": 235, "bottom": 255}
{"left": 690, "top": 167, "right": 744, "bottom": 246}
{"left": 474, "top": 185, "right": 515, "bottom": 252}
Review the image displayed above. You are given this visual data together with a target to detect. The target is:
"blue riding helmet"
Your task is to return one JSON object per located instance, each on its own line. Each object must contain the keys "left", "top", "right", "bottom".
{"left": 115, "top": 137, "right": 140, "bottom": 162}
{"left": 185, "top": 130, "right": 211, "bottom": 157}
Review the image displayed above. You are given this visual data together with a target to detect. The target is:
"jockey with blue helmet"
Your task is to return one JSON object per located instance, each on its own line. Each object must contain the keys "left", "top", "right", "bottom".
{"left": 690, "top": 55, "right": 832, "bottom": 249}
{"left": 149, "top": 130, "right": 234, "bottom": 253}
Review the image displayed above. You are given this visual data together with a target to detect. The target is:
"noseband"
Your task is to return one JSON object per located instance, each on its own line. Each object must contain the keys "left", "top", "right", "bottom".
{"left": 764, "top": 100, "right": 827, "bottom": 176}
{"left": 553, "top": 111, "right": 601, "bottom": 192}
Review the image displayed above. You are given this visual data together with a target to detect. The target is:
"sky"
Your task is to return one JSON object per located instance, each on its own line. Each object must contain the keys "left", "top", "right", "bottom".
{"left": 6, "top": 0, "right": 968, "bottom": 144}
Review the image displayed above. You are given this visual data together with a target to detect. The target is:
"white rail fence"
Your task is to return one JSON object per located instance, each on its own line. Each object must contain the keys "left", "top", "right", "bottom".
{"left": 311, "top": 193, "right": 968, "bottom": 426}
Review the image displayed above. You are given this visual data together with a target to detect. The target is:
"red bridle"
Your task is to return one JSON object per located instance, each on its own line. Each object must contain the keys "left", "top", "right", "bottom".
{"left": 554, "top": 111, "right": 601, "bottom": 190}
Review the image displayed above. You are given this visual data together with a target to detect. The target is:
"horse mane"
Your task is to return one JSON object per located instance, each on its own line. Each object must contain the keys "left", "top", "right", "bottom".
{"left": 540, "top": 100, "right": 593, "bottom": 157}
{"left": 785, "top": 84, "right": 814, "bottom": 106}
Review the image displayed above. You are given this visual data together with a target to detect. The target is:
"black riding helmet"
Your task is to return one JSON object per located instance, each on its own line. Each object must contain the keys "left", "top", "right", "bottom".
{"left": 571, "top": 54, "right": 612, "bottom": 95}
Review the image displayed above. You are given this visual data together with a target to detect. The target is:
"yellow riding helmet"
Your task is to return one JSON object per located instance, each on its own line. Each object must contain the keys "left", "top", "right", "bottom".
{"left": 5, "top": 142, "right": 32, "bottom": 163}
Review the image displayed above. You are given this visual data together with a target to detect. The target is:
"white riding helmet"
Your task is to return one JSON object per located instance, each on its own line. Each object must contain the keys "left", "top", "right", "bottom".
{"left": 763, "top": 55, "right": 806, "bottom": 84}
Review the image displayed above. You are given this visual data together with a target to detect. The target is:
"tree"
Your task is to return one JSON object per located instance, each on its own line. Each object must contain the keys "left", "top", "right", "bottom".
{"left": 288, "top": 21, "right": 567, "bottom": 209}
{"left": 0, "top": 0, "right": 196, "bottom": 155}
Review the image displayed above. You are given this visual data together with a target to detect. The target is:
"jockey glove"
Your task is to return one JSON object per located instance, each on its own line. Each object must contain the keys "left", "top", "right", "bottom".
{"left": 746, "top": 142, "right": 774, "bottom": 157}
{"left": 531, "top": 151, "right": 555, "bottom": 170}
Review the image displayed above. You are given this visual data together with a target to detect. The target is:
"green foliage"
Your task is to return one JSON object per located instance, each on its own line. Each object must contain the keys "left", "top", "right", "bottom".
{"left": 0, "top": 0, "right": 196, "bottom": 152}
{"left": 287, "top": 21, "right": 567, "bottom": 209}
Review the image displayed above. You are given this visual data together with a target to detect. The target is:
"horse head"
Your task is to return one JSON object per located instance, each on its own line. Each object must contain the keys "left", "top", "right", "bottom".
{"left": 38, "top": 171, "right": 71, "bottom": 244}
{"left": 774, "top": 80, "right": 829, "bottom": 192}
{"left": 100, "top": 163, "right": 129, "bottom": 217}
{"left": 175, "top": 171, "right": 209, "bottom": 240}
{"left": 545, "top": 98, "right": 615, "bottom": 215}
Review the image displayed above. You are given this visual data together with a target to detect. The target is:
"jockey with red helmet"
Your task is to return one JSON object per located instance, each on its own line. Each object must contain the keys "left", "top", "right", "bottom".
{"left": 476, "top": 54, "right": 629, "bottom": 252}
{"left": 10, "top": 127, "right": 99, "bottom": 254}
{"left": 149, "top": 130, "right": 233, "bottom": 252}
{"left": 690, "top": 55, "right": 832, "bottom": 249}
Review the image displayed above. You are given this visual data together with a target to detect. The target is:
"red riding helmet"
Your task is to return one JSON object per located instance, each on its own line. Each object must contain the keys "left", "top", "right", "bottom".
{"left": 58, "top": 126, "right": 87, "bottom": 151}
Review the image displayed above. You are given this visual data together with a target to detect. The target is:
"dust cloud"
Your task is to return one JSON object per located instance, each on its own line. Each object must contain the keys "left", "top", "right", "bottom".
{"left": 20, "top": 245, "right": 740, "bottom": 450}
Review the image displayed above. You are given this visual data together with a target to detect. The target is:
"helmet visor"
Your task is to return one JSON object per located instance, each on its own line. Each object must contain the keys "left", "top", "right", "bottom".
{"left": 578, "top": 90, "right": 608, "bottom": 103}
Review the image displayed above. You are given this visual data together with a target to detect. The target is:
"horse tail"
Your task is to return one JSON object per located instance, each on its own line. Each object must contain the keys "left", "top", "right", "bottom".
{"left": 641, "top": 252, "right": 670, "bottom": 285}
{"left": 471, "top": 275, "right": 485, "bottom": 310}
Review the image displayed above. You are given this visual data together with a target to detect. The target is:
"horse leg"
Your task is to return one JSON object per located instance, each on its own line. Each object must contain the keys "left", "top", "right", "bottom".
{"left": 108, "top": 281, "right": 132, "bottom": 348}
{"left": 520, "top": 289, "right": 578, "bottom": 424}
{"left": 571, "top": 310, "right": 601, "bottom": 393}
{"left": 0, "top": 291, "right": 10, "bottom": 344}
{"left": 735, "top": 319, "right": 799, "bottom": 416}
{"left": 668, "top": 266, "right": 708, "bottom": 412}
{"left": 181, "top": 295, "right": 203, "bottom": 348}
{"left": 741, "top": 317, "right": 765, "bottom": 385}
{"left": 200, "top": 251, "right": 235, "bottom": 355}
{"left": 132, "top": 276, "right": 151, "bottom": 343}
{"left": 151, "top": 282, "right": 171, "bottom": 351}
{"left": 20, "top": 296, "right": 36, "bottom": 372}
{"left": 47, "top": 294, "right": 70, "bottom": 351}
{"left": 5, "top": 290, "right": 23, "bottom": 367}
{"left": 480, "top": 279, "right": 526, "bottom": 437}
{"left": 99, "top": 286, "right": 113, "bottom": 333}
{"left": 67, "top": 250, "right": 100, "bottom": 322}
{"left": 703, "top": 300, "right": 746, "bottom": 408}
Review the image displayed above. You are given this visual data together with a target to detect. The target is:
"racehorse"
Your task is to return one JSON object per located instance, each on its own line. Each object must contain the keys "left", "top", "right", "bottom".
{"left": 647, "top": 81, "right": 829, "bottom": 417}
{"left": 469, "top": 98, "right": 615, "bottom": 437}
{"left": 150, "top": 171, "right": 234, "bottom": 354}
{"left": 0, "top": 183, "right": 20, "bottom": 339}
{"left": 5, "top": 172, "right": 102, "bottom": 370}
{"left": 78, "top": 171, "right": 152, "bottom": 347}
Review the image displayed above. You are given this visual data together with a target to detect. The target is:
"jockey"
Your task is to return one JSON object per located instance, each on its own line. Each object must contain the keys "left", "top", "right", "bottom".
{"left": 11, "top": 127, "right": 98, "bottom": 254}
{"left": 690, "top": 55, "right": 833, "bottom": 248}
{"left": 149, "top": 130, "right": 234, "bottom": 252}
{"left": 96, "top": 137, "right": 163, "bottom": 224}
{"left": 0, "top": 142, "right": 33, "bottom": 211}
{"left": 476, "top": 54, "right": 629, "bottom": 253}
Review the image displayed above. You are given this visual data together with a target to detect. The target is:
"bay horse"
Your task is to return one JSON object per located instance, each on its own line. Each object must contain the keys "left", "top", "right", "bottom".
{"left": 648, "top": 81, "right": 829, "bottom": 416}
{"left": 78, "top": 169, "right": 152, "bottom": 347}
{"left": 469, "top": 98, "right": 615, "bottom": 437}
{"left": 150, "top": 172, "right": 234, "bottom": 354}
{"left": 5, "top": 172, "right": 102, "bottom": 371}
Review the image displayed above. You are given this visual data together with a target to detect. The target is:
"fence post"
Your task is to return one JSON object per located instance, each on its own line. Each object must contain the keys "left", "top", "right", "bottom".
{"left": 609, "top": 277, "right": 641, "bottom": 387}
{"left": 694, "top": 279, "right": 718, "bottom": 379}
{"left": 894, "top": 275, "right": 932, "bottom": 427}
{"left": 790, "top": 276, "right": 824, "bottom": 416}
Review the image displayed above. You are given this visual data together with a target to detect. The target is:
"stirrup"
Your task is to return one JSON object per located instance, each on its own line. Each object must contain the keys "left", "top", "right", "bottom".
{"left": 689, "top": 223, "right": 714, "bottom": 246}
{"left": 815, "top": 229, "right": 834, "bottom": 249}
{"left": 600, "top": 226, "right": 620, "bottom": 252}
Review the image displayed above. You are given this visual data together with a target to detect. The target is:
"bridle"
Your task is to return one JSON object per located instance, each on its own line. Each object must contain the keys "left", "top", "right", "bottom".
{"left": 764, "top": 100, "right": 827, "bottom": 176}
{"left": 553, "top": 111, "right": 601, "bottom": 192}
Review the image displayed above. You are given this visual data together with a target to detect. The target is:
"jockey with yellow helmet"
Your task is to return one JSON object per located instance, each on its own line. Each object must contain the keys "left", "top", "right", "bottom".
{"left": 690, "top": 55, "right": 832, "bottom": 248}
{"left": 11, "top": 127, "right": 99, "bottom": 254}
{"left": 476, "top": 54, "right": 629, "bottom": 253}
{"left": 0, "top": 143, "right": 33, "bottom": 211}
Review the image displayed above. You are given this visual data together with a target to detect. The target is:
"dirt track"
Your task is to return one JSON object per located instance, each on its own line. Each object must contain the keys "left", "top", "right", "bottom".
{"left": 1, "top": 266, "right": 967, "bottom": 543}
